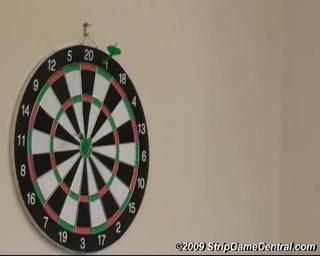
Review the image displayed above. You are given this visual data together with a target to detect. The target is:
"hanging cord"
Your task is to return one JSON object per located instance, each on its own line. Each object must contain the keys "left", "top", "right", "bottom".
{"left": 77, "top": 22, "right": 98, "bottom": 48}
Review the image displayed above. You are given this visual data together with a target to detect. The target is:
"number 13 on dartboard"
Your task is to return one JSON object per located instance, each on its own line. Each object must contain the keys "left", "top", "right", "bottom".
{"left": 11, "top": 43, "right": 149, "bottom": 252}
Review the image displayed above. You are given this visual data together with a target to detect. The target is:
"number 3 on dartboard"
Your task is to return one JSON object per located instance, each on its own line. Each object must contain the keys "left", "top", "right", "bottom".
{"left": 80, "top": 237, "right": 86, "bottom": 249}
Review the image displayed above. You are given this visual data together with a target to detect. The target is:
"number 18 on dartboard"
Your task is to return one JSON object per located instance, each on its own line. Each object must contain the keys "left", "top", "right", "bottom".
{"left": 11, "top": 33, "right": 149, "bottom": 252}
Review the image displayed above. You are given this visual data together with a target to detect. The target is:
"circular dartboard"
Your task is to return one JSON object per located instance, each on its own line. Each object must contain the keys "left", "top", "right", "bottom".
{"left": 12, "top": 45, "right": 149, "bottom": 252}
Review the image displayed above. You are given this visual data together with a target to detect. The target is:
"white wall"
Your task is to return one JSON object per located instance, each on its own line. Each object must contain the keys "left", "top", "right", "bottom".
{"left": 0, "top": 0, "right": 283, "bottom": 254}
{"left": 281, "top": 0, "right": 320, "bottom": 246}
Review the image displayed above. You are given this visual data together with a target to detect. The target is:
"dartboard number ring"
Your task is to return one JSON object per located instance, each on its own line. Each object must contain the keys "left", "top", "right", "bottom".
{"left": 12, "top": 45, "right": 149, "bottom": 252}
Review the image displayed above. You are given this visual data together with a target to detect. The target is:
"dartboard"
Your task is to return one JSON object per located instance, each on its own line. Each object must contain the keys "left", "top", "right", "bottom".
{"left": 12, "top": 45, "right": 149, "bottom": 252}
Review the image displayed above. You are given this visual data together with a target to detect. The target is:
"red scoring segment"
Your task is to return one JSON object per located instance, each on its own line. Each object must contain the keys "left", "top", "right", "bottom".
{"left": 43, "top": 204, "right": 59, "bottom": 223}
{"left": 130, "top": 169, "right": 138, "bottom": 193}
{"left": 28, "top": 104, "right": 39, "bottom": 130}
{"left": 83, "top": 95, "right": 93, "bottom": 103}
{"left": 75, "top": 227, "right": 91, "bottom": 235}
{"left": 111, "top": 79, "right": 126, "bottom": 99}
{"left": 81, "top": 63, "right": 96, "bottom": 72}
{"left": 48, "top": 71, "right": 64, "bottom": 86}
{"left": 107, "top": 210, "right": 122, "bottom": 227}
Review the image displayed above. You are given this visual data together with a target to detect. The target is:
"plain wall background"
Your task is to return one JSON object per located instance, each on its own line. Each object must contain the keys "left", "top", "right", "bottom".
{"left": 1, "top": 0, "right": 318, "bottom": 254}
{"left": 280, "top": 0, "right": 320, "bottom": 245}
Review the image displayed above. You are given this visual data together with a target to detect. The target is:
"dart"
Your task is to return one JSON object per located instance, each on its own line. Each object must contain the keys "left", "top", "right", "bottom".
{"left": 103, "top": 44, "right": 122, "bottom": 68}
{"left": 107, "top": 44, "right": 122, "bottom": 59}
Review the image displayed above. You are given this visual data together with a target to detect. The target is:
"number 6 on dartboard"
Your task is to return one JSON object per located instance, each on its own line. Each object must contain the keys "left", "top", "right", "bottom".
{"left": 12, "top": 44, "right": 149, "bottom": 252}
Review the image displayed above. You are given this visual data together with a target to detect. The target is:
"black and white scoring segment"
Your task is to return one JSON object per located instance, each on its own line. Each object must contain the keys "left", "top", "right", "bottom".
{"left": 13, "top": 45, "right": 149, "bottom": 252}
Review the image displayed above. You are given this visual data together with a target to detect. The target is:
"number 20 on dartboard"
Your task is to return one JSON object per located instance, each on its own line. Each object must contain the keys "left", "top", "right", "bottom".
{"left": 12, "top": 45, "right": 149, "bottom": 252}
